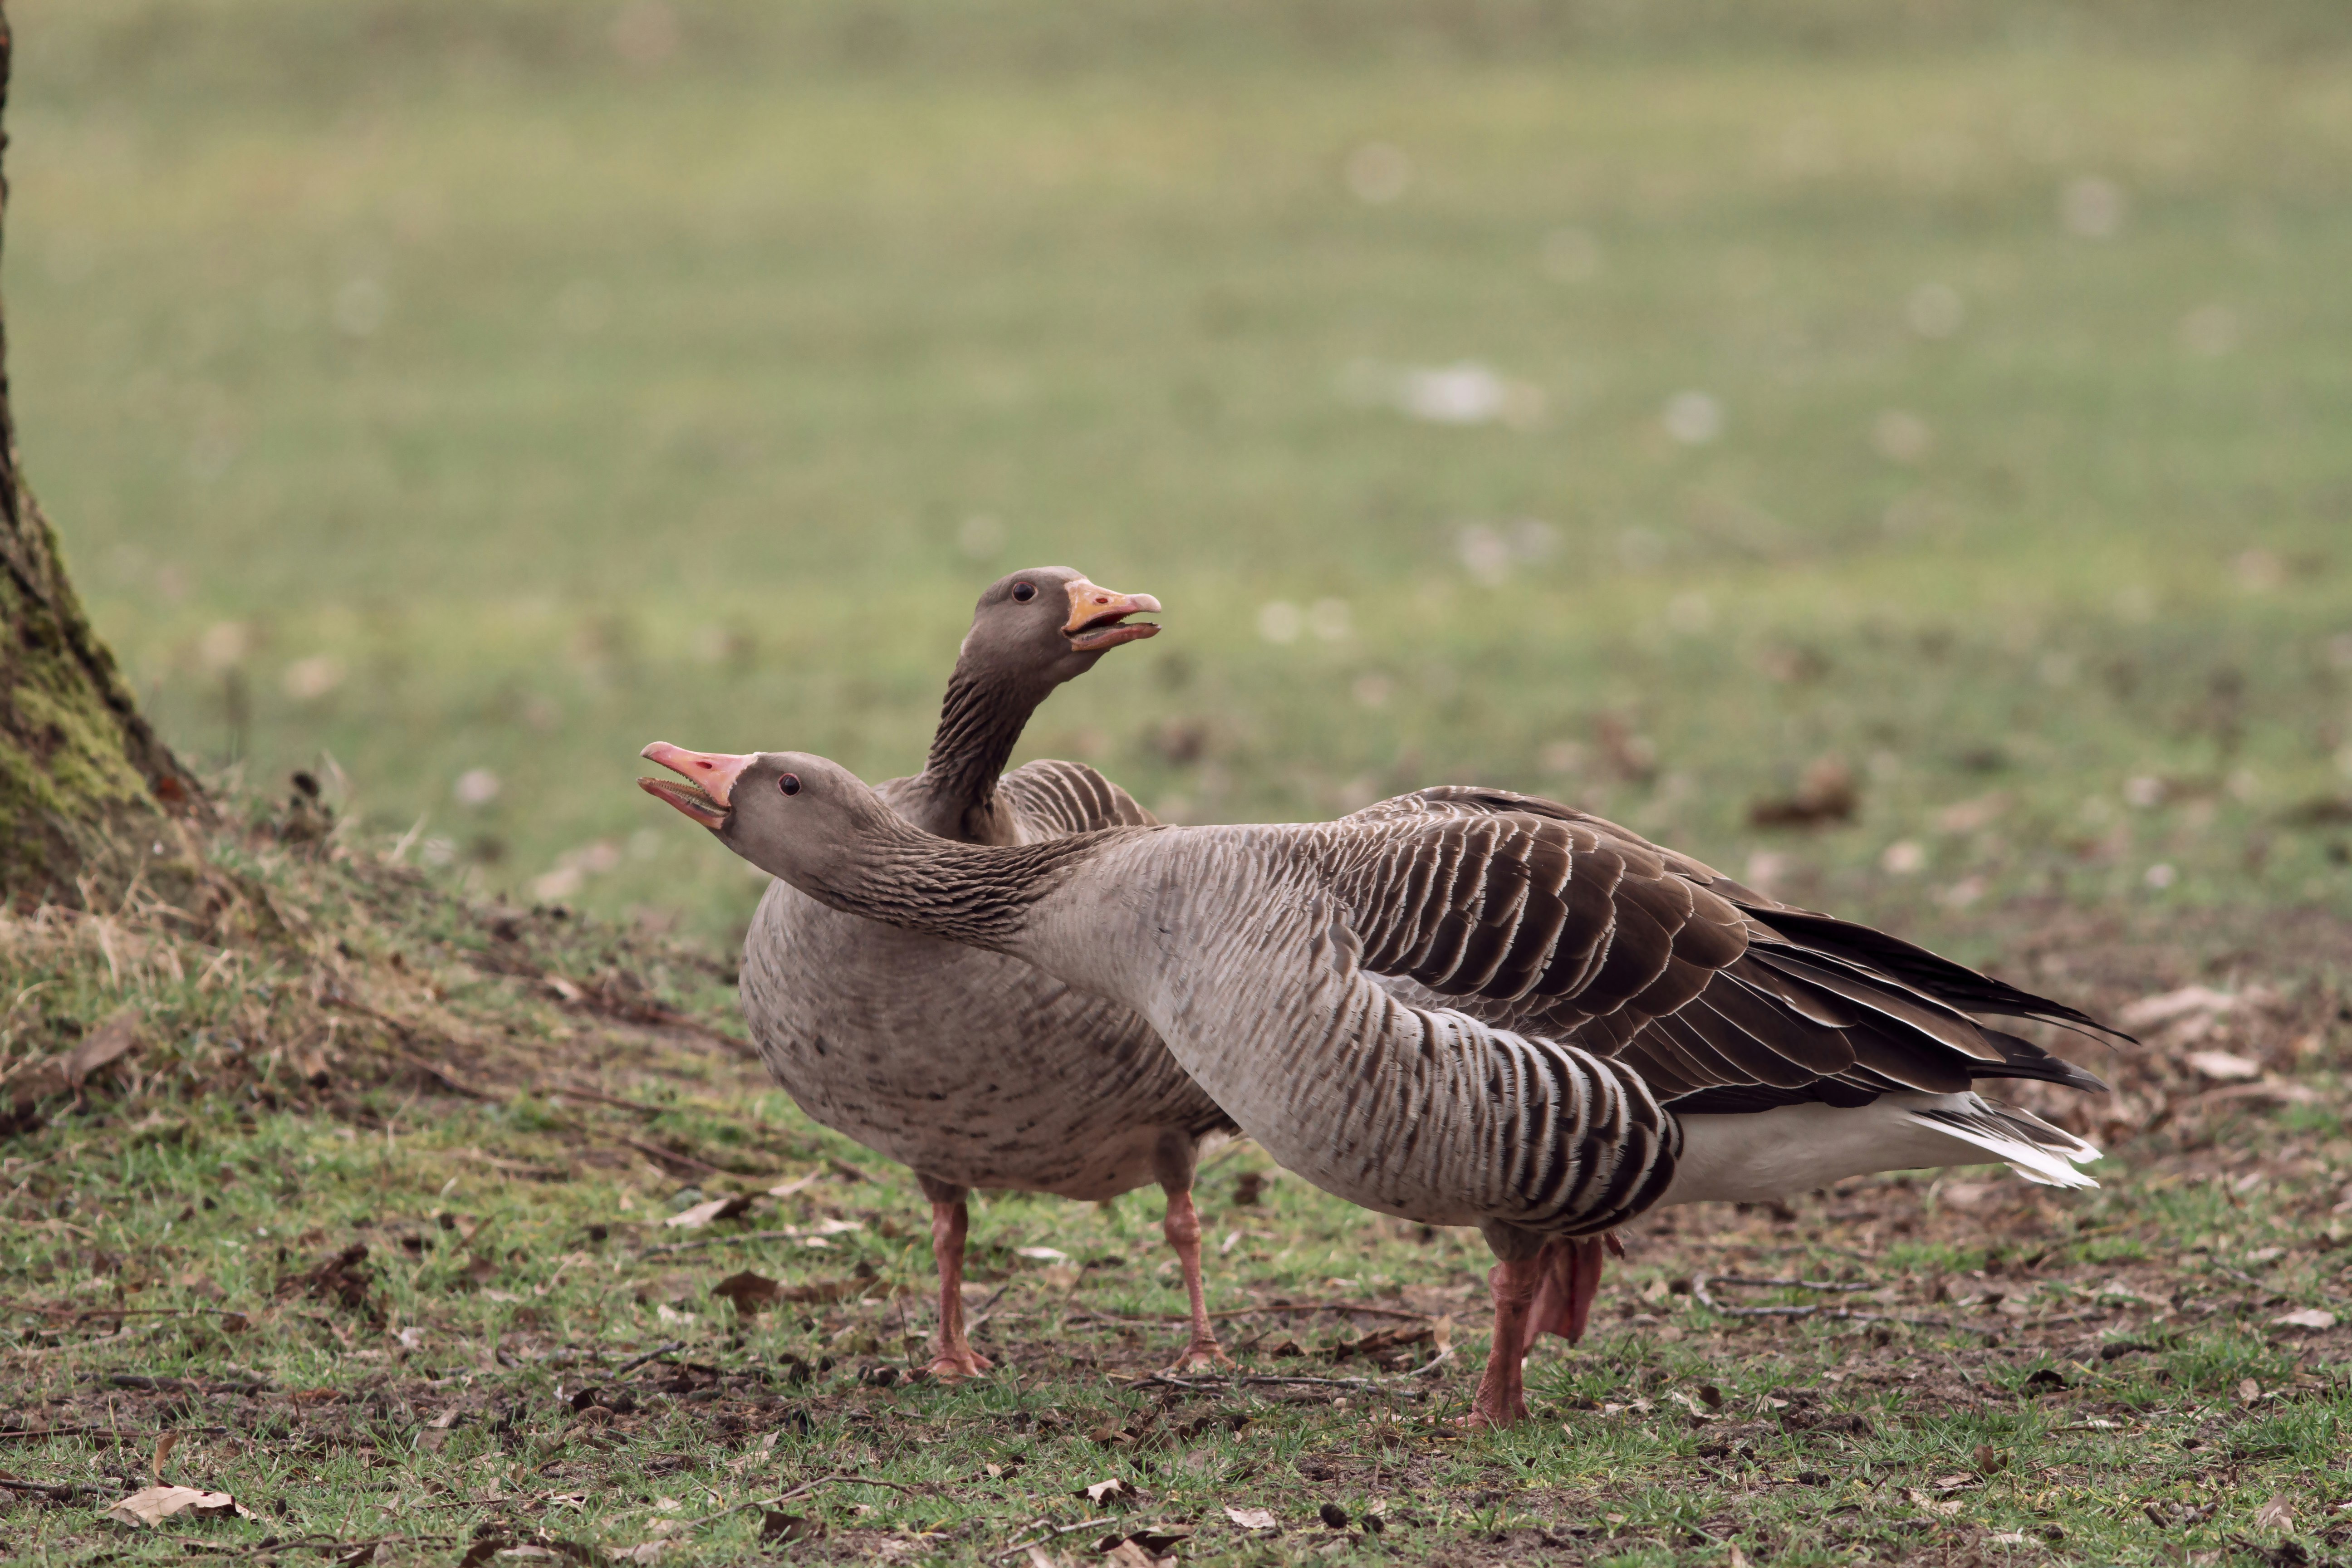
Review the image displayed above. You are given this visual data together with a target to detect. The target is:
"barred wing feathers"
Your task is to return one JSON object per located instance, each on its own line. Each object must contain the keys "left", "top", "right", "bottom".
{"left": 996, "top": 758, "right": 1157, "bottom": 839}
{"left": 1320, "top": 790, "right": 2107, "bottom": 1112}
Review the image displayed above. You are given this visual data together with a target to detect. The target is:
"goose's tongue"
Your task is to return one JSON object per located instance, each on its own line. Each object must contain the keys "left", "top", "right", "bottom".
{"left": 638, "top": 742, "right": 755, "bottom": 829}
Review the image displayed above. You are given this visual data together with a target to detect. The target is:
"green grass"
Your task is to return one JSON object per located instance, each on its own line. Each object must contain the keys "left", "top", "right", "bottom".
{"left": 9, "top": 4, "right": 2352, "bottom": 1561}
{"left": 10, "top": 0, "right": 2352, "bottom": 941}
{"left": 2, "top": 862, "right": 2350, "bottom": 1564}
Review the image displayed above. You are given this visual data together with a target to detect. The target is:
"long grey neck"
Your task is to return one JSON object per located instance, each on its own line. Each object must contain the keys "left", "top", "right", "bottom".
{"left": 799, "top": 809, "right": 1112, "bottom": 951}
{"left": 905, "top": 663, "right": 1058, "bottom": 843}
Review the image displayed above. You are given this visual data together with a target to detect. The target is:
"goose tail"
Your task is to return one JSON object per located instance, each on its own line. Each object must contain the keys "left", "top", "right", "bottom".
{"left": 1663, "top": 1091, "right": 2102, "bottom": 1205}
{"left": 1899, "top": 1097, "right": 2102, "bottom": 1190}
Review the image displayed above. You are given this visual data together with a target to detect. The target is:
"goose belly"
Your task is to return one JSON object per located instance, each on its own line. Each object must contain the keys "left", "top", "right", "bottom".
{"left": 740, "top": 880, "right": 1229, "bottom": 1200}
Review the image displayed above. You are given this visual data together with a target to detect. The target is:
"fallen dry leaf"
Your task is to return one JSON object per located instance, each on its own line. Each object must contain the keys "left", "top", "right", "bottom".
{"left": 1080, "top": 1477, "right": 1138, "bottom": 1504}
{"left": 105, "top": 1485, "right": 250, "bottom": 1526}
{"left": 606, "top": 1546, "right": 667, "bottom": 1563}
{"left": 2254, "top": 1494, "right": 2295, "bottom": 1533}
{"left": 1121, "top": 1524, "right": 1193, "bottom": 1553}
{"left": 2185, "top": 1050, "right": 2262, "bottom": 1082}
{"left": 2240, "top": 1378, "right": 2264, "bottom": 1403}
{"left": 1727, "top": 1546, "right": 1750, "bottom": 1568}
{"left": 2274, "top": 1308, "right": 2337, "bottom": 1332}
{"left": 761, "top": 1510, "right": 817, "bottom": 1543}
{"left": 796, "top": 1216, "right": 864, "bottom": 1238}
{"left": 1223, "top": 1505, "right": 1280, "bottom": 1531}
{"left": 711, "top": 1271, "right": 782, "bottom": 1314}
{"left": 665, "top": 1195, "right": 755, "bottom": 1230}
{"left": 2120, "top": 985, "right": 2238, "bottom": 1031}
{"left": 1015, "top": 1245, "right": 1070, "bottom": 1263}
{"left": 416, "top": 1405, "right": 462, "bottom": 1452}
{"left": 65, "top": 1009, "right": 141, "bottom": 1089}
{"left": 1101, "top": 1542, "right": 1168, "bottom": 1568}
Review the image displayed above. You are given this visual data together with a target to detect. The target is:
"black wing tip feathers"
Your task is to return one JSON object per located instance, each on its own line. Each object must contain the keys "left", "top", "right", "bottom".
{"left": 1733, "top": 902, "right": 2133, "bottom": 1045}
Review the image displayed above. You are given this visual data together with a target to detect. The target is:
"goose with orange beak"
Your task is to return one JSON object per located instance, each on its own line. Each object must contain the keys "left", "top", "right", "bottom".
{"left": 640, "top": 568, "right": 1235, "bottom": 1380}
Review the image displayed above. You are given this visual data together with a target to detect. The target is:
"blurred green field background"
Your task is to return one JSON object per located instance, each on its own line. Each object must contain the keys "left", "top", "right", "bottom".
{"left": 12, "top": 0, "right": 2352, "bottom": 944}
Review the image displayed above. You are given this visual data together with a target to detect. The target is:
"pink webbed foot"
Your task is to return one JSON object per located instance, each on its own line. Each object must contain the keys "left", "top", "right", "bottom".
{"left": 925, "top": 1344, "right": 995, "bottom": 1381}
{"left": 1163, "top": 1336, "right": 1232, "bottom": 1375}
{"left": 1450, "top": 1402, "right": 1529, "bottom": 1430}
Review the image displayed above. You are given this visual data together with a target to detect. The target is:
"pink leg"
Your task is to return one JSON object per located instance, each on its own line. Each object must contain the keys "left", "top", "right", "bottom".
{"left": 919, "top": 1179, "right": 993, "bottom": 1380}
{"left": 1160, "top": 1188, "right": 1229, "bottom": 1372}
{"left": 1456, "top": 1254, "right": 1543, "bottom": 1429}
{"left": 1519, "top": 1232, "right": 1618, "bottom": 1359}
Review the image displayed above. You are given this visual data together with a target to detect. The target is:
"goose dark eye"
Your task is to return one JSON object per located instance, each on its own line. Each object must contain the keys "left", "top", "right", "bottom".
{"left": 1010, "top": 581, "right": 1036, "bottom": 602}
{"left": 778, "top": 774, "right": 801, "bottom": 796}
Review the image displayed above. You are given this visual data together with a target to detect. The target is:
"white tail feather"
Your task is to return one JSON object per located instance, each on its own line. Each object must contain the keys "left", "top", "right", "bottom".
{"left": 1662, "top": 1092, "right": 2102, "bottom": 1206}
{"left": 1897, "top": 1098, "right": 2100, "bottom": 1189}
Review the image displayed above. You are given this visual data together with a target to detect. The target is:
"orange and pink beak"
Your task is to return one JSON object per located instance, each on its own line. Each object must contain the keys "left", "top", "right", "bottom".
{"left": 638, "top": 742, "right": 755, "bottom": 829}
{"left": 1063, "top": 579, "right": 1161, "bottom": 653}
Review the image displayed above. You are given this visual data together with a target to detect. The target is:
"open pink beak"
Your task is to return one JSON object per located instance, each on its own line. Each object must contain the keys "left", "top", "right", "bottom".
{"left": 1063, "top": 578, "right": 1162, "bottom": 653}
{"left": 638, "top": 742, "right": 755, "bottom": 830}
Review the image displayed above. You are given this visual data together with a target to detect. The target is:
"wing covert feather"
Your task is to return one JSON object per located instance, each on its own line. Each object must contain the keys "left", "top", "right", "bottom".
{"left": 1318, "top": 789, "right": 2113, "bottom": 1110}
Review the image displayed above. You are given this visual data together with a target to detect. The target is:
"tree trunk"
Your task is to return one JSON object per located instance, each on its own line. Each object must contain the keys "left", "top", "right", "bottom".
{"left": 0, "top": 4, "right": 202, "bottom": 903}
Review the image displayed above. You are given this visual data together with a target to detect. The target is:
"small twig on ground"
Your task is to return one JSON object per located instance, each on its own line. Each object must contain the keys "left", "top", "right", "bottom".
{"left": 685, "top": 1472, "right": 918, "bottom": 1528}
{"left": 0, "top": 1475, "right": 99, "bottom": 1499}
{"left": 0, "top": 1426, "right": 232, "bottom": 1441}
{"left": 103, "top": 1373, "right": 269, "bottom": 1395}
{"left": 963, "top": 1280, "right": 1019, "bottom": 1333}
{"left": 3, "top": 1305, "right": 250, "bottom": 1324}
{"left": 612, "top": 1341, "right": 686, "bottom": 1377}
{"left": 1690, "top": 1274, "right": 1954, "bottom": 1328}
{"left": 1405, "top": 1346, "right": 1456, "bottom": 1378}
{"left": 189, "top": 1535, "right": 455, "bottom": 1557}
{"left": 640, "top": 1228, "right": 801, "bottom": 1258}
{"left": 1707, "top": 1275, "right": 1878, "bottom": 1293}
{"left": 996, "top": 1517, "right": 1117, "bottom": 1559}
{"left": 612, "top": 1133, "right": 736, "bottom": 1180}
{"left": 546, "top": 1084, "right": 666, "bottom": 1118}
{"left": 1072, "top": 1298, "right": 1429, "bottom": 1327}
{"left": 1135, "top": 1365, "right": 1439, "bottom": 1393}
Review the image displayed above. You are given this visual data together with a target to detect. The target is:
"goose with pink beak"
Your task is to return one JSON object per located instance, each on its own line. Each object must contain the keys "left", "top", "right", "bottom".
{"left": 641, "top": 568, "right": 1236, "bottom": 1379}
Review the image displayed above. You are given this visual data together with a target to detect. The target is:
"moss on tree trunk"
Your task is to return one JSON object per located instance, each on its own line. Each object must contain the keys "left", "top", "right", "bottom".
{"left": 0, "top": 4, "right": 202, "bottom": 903}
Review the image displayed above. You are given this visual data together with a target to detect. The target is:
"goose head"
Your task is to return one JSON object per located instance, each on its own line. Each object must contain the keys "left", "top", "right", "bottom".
{"left": 638, "top": 746, "right": 897, "bottom": 897}
{"left": 957, "top": 565, "right": 1161, "bottom": 687}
